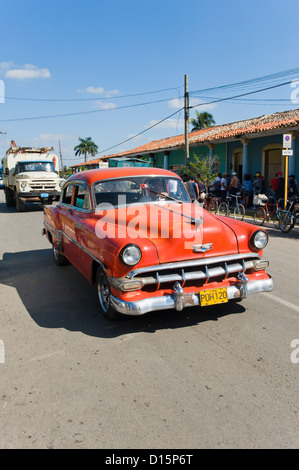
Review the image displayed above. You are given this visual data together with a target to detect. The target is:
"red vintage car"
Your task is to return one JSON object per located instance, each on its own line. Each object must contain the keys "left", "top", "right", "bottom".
{"left": 42, "top": 167, "right": 273, "bottom": 320}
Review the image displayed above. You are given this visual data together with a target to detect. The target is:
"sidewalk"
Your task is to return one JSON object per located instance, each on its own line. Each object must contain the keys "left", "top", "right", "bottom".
{"left": 242, "top": 207, "right": 299, "bottom": 239}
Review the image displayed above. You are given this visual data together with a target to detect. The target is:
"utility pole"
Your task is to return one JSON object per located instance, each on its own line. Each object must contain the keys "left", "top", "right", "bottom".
{"left": 59, "top": 140, "right": 64, "bottom": 176}
{"left": 184, "top": 74, "right": 190, "bottom": 167}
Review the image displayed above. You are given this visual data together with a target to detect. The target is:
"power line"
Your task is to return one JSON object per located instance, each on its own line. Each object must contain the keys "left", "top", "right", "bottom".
{"left": 5, "top": 86, "right": 183, "bottom": 102}
{"left": 95, "top": 108, "right": 184, "bottom": 155}
{"left": 97, "top": 80, "right": 294, "bottom": 156}
{"left": 189, "top": 80, "right": 294, "bottom": 110}
{"left": 0, "top": 96, "right": 176, "bottom": 122}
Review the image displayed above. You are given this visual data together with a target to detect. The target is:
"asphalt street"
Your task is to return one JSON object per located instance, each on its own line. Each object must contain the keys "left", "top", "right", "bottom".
{"left": 0, "top": 191, "right": 298, "bottom": 449}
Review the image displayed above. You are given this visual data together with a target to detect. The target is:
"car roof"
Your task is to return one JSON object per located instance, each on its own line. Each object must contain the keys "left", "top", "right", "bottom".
{"left": 67, "top": 167, "right": 181, "bottom": 185}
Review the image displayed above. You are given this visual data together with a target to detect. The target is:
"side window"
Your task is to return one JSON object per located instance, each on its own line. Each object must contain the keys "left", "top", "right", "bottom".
{"left": 61, "top": 183, "right": 73, "bottom": 205}
{"left": 73, "top": 183, "right": 91, "bottom": 210}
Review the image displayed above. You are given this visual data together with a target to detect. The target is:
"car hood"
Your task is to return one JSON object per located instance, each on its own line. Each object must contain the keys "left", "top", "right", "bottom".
{"left": 101, "top": 202, "right": 239, "bottom": 263}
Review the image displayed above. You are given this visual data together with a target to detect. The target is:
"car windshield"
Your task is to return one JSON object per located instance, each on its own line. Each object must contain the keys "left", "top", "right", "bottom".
{"left": 93, "top": 176, "right": 190, "bottom": 208}
{"left": 16, "top": 161, "right": 55, "bottom": 173}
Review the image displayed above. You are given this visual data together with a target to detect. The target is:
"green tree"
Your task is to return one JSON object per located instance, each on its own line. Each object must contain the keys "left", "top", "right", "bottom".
{"left": 74, "top": 137, "right": 98, "bottom": 162}
{"left": 183, "top": 154, "right": 219, "bottom": 193}
{"left": 189, "top": 111, "right": 215, "bottom": 132}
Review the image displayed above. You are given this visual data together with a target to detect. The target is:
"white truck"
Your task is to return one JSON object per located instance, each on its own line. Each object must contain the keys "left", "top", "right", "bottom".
{"left": 2, "top": 141, "right": 65, "bottom": 211}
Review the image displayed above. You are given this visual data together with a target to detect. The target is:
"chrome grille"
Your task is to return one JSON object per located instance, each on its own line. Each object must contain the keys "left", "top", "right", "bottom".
{"left": 30, "top": 180, "right": 57, "bottom": 190}
{"left": 127, "top": 253, "right": 260, "bottom": 288}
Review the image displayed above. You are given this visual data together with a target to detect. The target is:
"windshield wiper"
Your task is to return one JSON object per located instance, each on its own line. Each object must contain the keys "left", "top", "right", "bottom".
{"left": 148, "top": 189, "right": 183, "bottom": 203}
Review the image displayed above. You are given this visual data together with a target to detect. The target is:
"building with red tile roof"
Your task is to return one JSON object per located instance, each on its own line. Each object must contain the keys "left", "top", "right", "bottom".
{"left": 70, "top": 108, "right": 299, "bottom": 191}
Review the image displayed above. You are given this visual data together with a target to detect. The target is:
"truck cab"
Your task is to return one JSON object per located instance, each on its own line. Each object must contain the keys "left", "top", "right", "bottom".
{"left": 2, "top": 142, "right": 65, "bottom": 211}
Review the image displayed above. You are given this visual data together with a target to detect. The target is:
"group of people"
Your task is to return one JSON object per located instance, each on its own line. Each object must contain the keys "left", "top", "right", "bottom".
{"left": 183, "top": 171, "right": 298, "bottom": 208}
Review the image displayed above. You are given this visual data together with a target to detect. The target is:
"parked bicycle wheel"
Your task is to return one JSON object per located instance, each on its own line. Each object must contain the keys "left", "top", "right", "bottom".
{"left": 279, "top": 211, "right": 294, "bottom": 233}
{"left": 218, "top": 202, "right": 229, "bottom": 216}
{"left": 234, "top": 204, "right": 245, "bottom": 221}
{"left": 272, "top": 209, "right": 282, "bottom": 229}
{"left": 254, "top": 207, "right": 266, "bottom": 225}
{"left": 208, "top": 199, "right": 219, "bottom": 213}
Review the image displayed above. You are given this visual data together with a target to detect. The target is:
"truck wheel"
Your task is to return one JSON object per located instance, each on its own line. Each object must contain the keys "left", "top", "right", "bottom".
{"left": 15, "top": 195, "right": 25, "bottom": 212}
{"left": 4, "top": 188, "right": 13, "bottom": 207}
{"left": 96, "top": 267, "right": 124, "bottom": 321}
{"left": 52, "top": 243, "right": 68, "bottom": 266}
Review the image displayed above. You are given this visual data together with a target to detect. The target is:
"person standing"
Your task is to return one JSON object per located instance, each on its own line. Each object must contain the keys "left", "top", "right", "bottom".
{"left": 242, "top": 174, "right": 252, "bottom": 209}
{"left": 253, "top": 172, "right": 262, "bottom": 196}
{"left": 214, "top": 173, "right": 222, "bottom": 198}
{"left": 229, "top": 172, "right": 240, "bottom": 196}
{"left": 288, "top": 174, "right": 298, "bottom": 197}
{"left": 275, "top": 171, "right": 285, "bottom": 204}
{"left": 220, "top": 173, "right": 228, "bottom": 202}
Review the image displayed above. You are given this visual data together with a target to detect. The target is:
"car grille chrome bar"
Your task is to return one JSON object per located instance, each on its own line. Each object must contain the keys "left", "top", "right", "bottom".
{"left": 126, "top": 253, "right": 261, "bottom": 288}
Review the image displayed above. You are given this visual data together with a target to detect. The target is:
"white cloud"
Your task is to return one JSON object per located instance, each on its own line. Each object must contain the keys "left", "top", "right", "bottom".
{"left": 93, "top": 100, "right": 117, "bottom": 110}
{"left": 0, "top": 61, "right": 14, "bottom": 70}
{"left": 0, "top": 62, "right": 50, "bottom": 80}
{"left": 77, "top": 86, "right": 120, "bottom": 98}
{"left": 85, "top": 86, "right": 105, "bottom": 94}
{"left": 168, "top": 97, "right": 217, "bottom": 111}
{"left": 33, "top": 133, "right": 76, "bottom": 142}
{"left": 146, "top": 118, "right": 184, "bottom": 130}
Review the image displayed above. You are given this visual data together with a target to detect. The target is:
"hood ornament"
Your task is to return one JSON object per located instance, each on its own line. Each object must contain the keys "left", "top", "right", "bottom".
{"left": 192, "top": 243, "right": 213, "bottom": 253}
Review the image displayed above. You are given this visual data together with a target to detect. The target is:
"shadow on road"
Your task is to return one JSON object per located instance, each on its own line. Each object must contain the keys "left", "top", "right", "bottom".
{"left": 0, "top": 249, "right": 246, "bottom": 338}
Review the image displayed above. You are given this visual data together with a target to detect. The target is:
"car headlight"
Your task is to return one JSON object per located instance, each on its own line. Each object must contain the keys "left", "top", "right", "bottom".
{"left": 21, "top": 182, "right": 27, "bottom": 188}
{"left": 59, "top": 181, "right": 65, "bottom": 188}
{"left": 250, "top": 230, "right": 268, "bottom": 250}
{"left": 120, "top": 244, "right": 142, "bottom": 266}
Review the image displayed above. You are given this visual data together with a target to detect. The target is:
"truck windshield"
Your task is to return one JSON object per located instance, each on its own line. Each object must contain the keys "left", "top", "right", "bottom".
{"left": 16, "top": 161, "right": 55, "bottom": 173}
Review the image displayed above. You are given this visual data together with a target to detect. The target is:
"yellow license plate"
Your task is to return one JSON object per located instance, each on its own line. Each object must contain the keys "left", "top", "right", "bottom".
{"left": 199, "top": 287, "right": 228, "bottom": 306}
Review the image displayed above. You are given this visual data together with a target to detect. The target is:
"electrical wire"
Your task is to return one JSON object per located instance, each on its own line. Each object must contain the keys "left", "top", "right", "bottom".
{"left": 0, "top": 97, "right": 176, "bottom": 122}
{"left": 97, "top": 79, "right": 294, "bottom": 156}
{"left": 5, "top": 86, "right": 183, "bottom": 102}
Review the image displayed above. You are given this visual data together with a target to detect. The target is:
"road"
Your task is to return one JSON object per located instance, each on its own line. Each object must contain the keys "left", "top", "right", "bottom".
{"left": 0, "top": 191, "right": 298, "bottom": 449}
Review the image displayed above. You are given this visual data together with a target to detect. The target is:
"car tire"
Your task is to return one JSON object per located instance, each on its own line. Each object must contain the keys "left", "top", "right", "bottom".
{"left": 15, "top": 195, "right": 25, "bottom": 212}
{"left": 52, "top": 243, "right": 68, "bottom": 266}
{"left": 4, "top": 188, "right": 13, "bottom": 207}
{"left": 96, "top": 267, "right": 124, "bottom": 321}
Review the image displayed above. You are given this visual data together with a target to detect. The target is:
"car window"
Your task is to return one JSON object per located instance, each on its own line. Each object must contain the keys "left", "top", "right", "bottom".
{"left": 73, "top": 183, "right": 91, "bottom": 210}
{"left": 61, "top": 183, "right": 74, "bottom": 205}
{"left": 93, "top": 176, "right": 190, "bottom": 208}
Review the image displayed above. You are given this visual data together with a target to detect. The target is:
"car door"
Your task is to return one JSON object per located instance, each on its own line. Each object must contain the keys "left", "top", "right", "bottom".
{"left": 59, "top": 181, "right": 86, "bottom": 273}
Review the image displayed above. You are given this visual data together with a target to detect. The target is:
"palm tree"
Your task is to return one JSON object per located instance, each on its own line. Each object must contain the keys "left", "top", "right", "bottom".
{"left": 189, "top": 111, "right": 215, "bottom": 132}
{"left": 74, "top": 137, "right": 98, "bottom": 162}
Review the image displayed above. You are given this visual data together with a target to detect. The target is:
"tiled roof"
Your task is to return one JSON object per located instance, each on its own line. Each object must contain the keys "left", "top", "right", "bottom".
{"left": 72, "top": 108, "right": 299, "bottom": 167}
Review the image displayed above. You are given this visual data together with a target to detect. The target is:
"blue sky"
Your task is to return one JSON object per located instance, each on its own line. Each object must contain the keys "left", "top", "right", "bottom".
{"left": 0, "top": 0, "right": 299, "bottom": 167}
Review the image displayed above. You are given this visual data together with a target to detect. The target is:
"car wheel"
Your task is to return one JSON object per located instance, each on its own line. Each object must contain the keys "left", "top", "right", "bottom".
{"left": 15, "top": 195, "right": 25, "bottom": 212}
{"left": 4, "top": 188, "right": 13, "bottom": 207}
{"left": 52, "top": 243, "right": 68, "bottom": 266}
{"left": 96, "top": 267, "right": 123, "bottom": 321}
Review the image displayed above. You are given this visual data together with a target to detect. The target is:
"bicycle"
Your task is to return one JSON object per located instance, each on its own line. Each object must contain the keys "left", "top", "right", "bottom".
{"left": 218, "top": 194, "right": 245, "bottom": 220}
{"left": 253, "top": 197, "right": 283, "bottom": 228}
{"left": 279, "top": 196, "right": 299, "bottom": 233}
{"left": 199, "top": 192, "right": 219, "bottom": 213}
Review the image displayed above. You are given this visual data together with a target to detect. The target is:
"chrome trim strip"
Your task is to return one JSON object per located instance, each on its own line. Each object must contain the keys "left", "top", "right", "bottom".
{"left": 110, "top": 276, "right": 274, "bottom": 316}
{"left": 43, "top": 222, "right": 104, "bottom": 268}
{"left": 62, "top": 231, "right": 105, "bottom": 267}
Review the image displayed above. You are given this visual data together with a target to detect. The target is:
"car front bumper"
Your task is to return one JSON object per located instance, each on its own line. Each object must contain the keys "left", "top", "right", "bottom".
{"left": 110, "top": 275, "right": 274, "bottom": 316}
